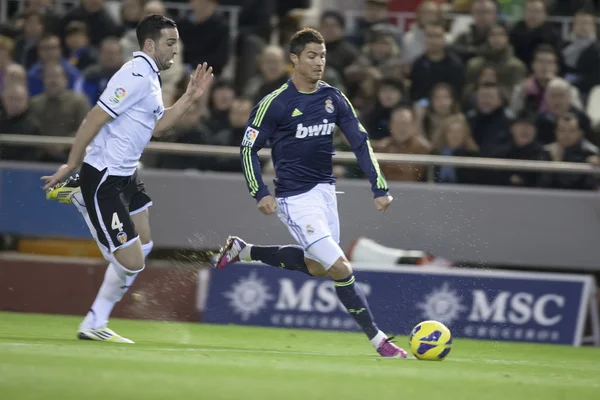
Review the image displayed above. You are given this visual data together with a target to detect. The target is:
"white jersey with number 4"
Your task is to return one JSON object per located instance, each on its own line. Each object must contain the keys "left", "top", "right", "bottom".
{"left": 84, "top": 51, "right": 165, "bottom": 176}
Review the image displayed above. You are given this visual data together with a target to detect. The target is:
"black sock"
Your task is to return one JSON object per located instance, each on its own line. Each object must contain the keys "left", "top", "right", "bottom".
{"left": 250, "top": 245, "right": 312, "bottom": 276}
{"left": 334, "top": 274, "right": 379, "bottom": 340}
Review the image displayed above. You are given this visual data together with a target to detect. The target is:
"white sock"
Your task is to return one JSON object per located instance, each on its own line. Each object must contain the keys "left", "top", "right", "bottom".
{"left": 369, "top": 330, "right": 387, "bottom": 349}
{"left": 239, "top": 244, "right": 253, "bottom": 262}
{"left": 81, "top": 263, "right": 128, "bottom": 330}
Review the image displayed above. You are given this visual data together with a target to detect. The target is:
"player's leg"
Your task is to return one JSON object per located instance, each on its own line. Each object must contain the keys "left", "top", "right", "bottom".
{"left": 212, "top": 190, "right": 328, "bottom": 277}
{"left": 76, "top": 165, "right": 145, "bottom": 343}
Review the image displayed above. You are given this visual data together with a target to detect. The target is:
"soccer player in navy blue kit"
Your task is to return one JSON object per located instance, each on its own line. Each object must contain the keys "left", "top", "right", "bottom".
{"left": 213, "top": 28, "right": 407, "bottom": 358}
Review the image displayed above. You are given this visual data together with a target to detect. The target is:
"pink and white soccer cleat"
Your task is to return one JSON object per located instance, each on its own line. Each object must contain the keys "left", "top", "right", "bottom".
{"left": 212, "top": 236, "right": 247, "bottom": 270}
{"left": 377, "top": 336, "right": 408, "bottom": 358}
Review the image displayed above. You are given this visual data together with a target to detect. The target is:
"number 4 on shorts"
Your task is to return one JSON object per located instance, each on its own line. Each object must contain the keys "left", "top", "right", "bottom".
{"left": 111, "top": 212, "right": 124, "bottom": 232}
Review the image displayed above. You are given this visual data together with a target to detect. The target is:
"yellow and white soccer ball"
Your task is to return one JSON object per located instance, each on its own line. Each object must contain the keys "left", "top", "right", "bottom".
{"left": 409, "top": 320, "right": 453, "bottom": 361}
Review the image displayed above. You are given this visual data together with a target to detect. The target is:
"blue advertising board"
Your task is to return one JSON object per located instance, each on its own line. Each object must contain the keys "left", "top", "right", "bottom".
{"left": 204, "top": 263, "right": 597, "bottom": 346}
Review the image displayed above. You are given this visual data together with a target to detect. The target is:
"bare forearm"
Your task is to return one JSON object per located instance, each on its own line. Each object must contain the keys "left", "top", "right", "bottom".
{"left": 153, "top": 93, "right": 193, "bottom": 137}
{"left": 66, "top": 106, "right": 109, "bottom": 169}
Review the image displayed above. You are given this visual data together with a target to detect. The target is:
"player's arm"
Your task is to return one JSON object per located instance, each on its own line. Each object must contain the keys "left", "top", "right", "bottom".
{"left": 42, "top": 69, "right": 148, "bottom": 189}
{"left": 240, "top": 98, "right": 280, "bottom": 208}
{"left": 153, "top": 63, "right": 213, "bottom": 137}
{"left": 336, "top": 91, "right": 391, "bottom": 203}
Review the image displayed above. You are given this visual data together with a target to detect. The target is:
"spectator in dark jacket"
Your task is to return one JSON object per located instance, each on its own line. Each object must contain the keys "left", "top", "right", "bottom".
{"left": 561, "top": 9, "right": 600, "bottom": 103}
{"left": 466, "top": 82, "right": 513, "bottom": 158}
{"left": 178, "top": 0, "right": 230, "bottom": 76}
{"left": 0, "top": 84, "right": 41, "bottom": 161}
{"left": 539, "top": 115, "right": 599, "bottom": 190}
{"left": 534, "top": 77, "right": 593, "bottom": 145}
{"left": 451, "top": 0, "right": 499, "bottom": 63}
{"left": 61, "top": 0, "right": 121, "bottom": 46}
{"left": 410, "top": 24, "right": 465, "bottom": 104}
{"left": 76, "top": 37, "right": 123, "bottom": 105}
{"left": 499, "top": 112, "right": 546, "bottom": 187}
{"left": 509, "top": 0, "right": 562, "bottom": 68}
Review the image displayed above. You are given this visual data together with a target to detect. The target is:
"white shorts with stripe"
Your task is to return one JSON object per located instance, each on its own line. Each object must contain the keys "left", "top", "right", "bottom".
{"left": 276, "top": 183, "right": 340, "bottom": 261}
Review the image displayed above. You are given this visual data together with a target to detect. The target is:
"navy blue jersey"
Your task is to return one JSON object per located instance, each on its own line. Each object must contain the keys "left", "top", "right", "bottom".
{"left": 240, "top": 80, "right": 388, "bottom": 201}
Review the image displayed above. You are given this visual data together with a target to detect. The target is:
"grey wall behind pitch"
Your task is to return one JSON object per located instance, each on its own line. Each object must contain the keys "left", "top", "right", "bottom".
{"left": 137, "top": 169, "right": 600, "bottom": 271}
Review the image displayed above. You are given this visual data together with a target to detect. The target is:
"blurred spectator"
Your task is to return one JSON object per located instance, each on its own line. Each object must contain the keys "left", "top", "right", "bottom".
{"left": 64, "top": 21, "right": 98, "bottom": 70}
{"left": 534, "top": 78, "right": 593, "bottom": 144}
{"left": 13, "top": 9, "right": 45, "bottom": 69}
{"left": 452, "top": 0, "right": 499, "bottom": 62}
{"left": 462, "top": 64, "right": 505, "bottom": 108}
{"left": 409, "top": 24, "right": 465, "bottom": 104}
{"left": 27, "top": 34, "right": 82, "bottom": 96}
{"left": 178, "top": 0, "right": 230, "bottom": 76}
{"left": 422, "top": 82, "right": 463, "bottom": 140}
{"left": 498, "top": 112, "right": 545, "bottom": 187}
{"left": 403, "top": 0, "right": 447, "bottom": 64}
{"left": 362, "top": 77, "right": 405, "bottom": 141}
{"left": 0, "top": 84, "right": 41, "bottom": 161}
{"left": 351, "top": 0, "right": 401, "bottom": 49}
{"left": 431, "top": 114, "right": 481, "bottom": 184}
{"left": 121, "top": 1, "right": 184, "bottom": 107}
{"left": 243, "top": 46, "right": 289, "bottom": 104}
{"left": 29, "top": 63, "right": 89, "bottom": 140}
{"left": 539, "top": 115, "right": 599, "bottom": 190}
{"left": 120, "top": 0, "right": 145, "bottom": 32}
{"left": 363, "top": 24, "right": 402, "bottom": 67}
{"left": 466, "top": 82, "right": 512, "bottom": 157}
{"left": 374, "top": 105, "right": 431, "bottom": 182}
{"left": 561, "top": 9, "right": 600, "bottom": 104}
{"left": 509, "top": 0, "right": 562, "bottom": 67}
{"left": 0, "top": 36, "right": 16, "bottom": 93}
{"left": 214, "top": 96, "right": 255, "bottom": 171}
{"left": 510, "top": 44, "right": 582, "bottom": 115}
{"left": 466, "top": 24, "right": 526, "bottom": 94}
{"left": 204, "top": 79, "right": 236, "bottom": 133}
{"left": 62, "top": 0, "right": 121, "bottom": 47}
{"left": 546, "top": 0, "right": 599, "bottom": 16}
{"left": 222, "top": 0, "right": 274, "bottom": 44}
{"left": 319, "top": 11, "right": 362, "bottom": 79}
{"left": 76, "top": 37, "right": 123, "bottom": 105}
{"left": 3, "top": 64, "right": 27, "bottom": 91}
{"left": 10, "top": 0, "right": 61, "bottom": 36}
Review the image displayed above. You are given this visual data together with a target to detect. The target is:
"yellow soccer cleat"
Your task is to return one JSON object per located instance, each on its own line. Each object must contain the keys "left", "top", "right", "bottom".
{"left": 77, "top": 327, "right": 134, "bottom": 344}
{"left": 46, "top": 174, "right": 81, "bottom": 204}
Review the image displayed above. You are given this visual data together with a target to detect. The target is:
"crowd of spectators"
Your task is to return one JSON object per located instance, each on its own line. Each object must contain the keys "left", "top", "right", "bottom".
{"left": 1, "top": 0, "right": 600, "bottom": 191}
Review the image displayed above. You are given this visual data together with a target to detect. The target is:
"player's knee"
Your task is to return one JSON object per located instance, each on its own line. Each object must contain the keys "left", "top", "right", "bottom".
{"left": 304, "top": 258, "right": 328, "bottom": 278}
{"left": 113, "top": 240, "right": 145, "bottom": 273}
{"left": 327, "top": 256, "right": 353, "bottom": 281}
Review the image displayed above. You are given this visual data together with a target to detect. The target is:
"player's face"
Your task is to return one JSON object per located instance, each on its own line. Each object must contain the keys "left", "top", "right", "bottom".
{"left": 154, "top": 27, "right": 179, "bottom": 71}
{"left": 297, "top": 43, "right": 326, "bottom": 83}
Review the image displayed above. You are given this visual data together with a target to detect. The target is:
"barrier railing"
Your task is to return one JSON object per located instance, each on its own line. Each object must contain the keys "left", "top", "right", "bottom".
{"left": 2, "top": 134, "right": 600, "bottom": 177}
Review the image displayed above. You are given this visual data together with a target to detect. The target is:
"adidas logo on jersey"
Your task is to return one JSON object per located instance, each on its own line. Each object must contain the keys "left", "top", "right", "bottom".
{"left": 295, "top": 120, "right": 335, "bottom": 138}
{"left": 292, "top": 108, "right": 303, "bottom": 117}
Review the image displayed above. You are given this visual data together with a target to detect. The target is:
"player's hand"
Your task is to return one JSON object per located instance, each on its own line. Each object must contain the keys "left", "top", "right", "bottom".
{"left": 257, "top": 195, "right": 277, "bottom": 215}
{"left": 186, "top": 62, "right": 214, "bottom": 101}
{"left": 374, "top": 195, "right": 393, "bottom": 213}
{"left": 41, "top": 164, "right": 73, "bottom": 190}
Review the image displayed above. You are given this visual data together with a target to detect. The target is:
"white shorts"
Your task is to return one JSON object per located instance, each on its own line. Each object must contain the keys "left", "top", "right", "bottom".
{"left": 276, "top": 183, "right": 341, "bottom": 267}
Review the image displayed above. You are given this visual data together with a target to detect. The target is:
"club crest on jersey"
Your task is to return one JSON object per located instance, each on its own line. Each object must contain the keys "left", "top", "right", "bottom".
{"left": 117, "top": 232, "right": 128, "bottom": 244}
{"left": 295, "top": 119, "right": 335, "bottom": 139}
{"left": 242, "top": 127, "right": 259, "bottom": 147}
{"left": 109, "top": 87, "right": 126, "bottom": 104}
{"left": 325, "top": 99, "right": 334, "bottom": 113}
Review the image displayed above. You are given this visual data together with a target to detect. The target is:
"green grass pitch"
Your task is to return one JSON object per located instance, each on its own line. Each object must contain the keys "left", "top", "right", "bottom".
{"left": 0, "top": 312, "right": 599, "bottom": 400}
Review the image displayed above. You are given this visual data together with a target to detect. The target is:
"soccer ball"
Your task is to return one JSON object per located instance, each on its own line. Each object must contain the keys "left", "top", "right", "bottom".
{"left": 409, "top": 320, "right": 453, "bottom": 361}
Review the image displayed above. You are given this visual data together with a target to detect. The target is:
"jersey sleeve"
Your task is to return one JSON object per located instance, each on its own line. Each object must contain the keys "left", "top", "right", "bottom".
{"left": 97, "top": 68, "right": 149, "bottom": 119}
{"left": 240, "top": 95, "right": 282, "bottom": 202}
{"left": 335, "top": 90, "right": 389, "bottom": 198}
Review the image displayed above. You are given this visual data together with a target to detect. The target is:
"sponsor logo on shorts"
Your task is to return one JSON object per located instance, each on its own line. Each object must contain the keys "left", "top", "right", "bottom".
{"left": 305, "top": 224, "right": 315, "bottom": 235}
{"left": 117, "top": 231, "right": 128, "bottom": 244}
{"left": 242, "top": 127, "right": 259, "bottom": 147}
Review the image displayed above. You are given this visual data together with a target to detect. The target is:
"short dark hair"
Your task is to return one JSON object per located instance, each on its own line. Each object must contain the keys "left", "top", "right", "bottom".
{"left": 65, "top": 21, "right": 88, "bottom": 37}
{"left": 136, "top": 14, "right": 177, "bottom": 49}
{"left": 289, "top": 28, "right": 325, "bottom": 56}
{"left": 533, "top": 44, "right": 557, "bottom": 60}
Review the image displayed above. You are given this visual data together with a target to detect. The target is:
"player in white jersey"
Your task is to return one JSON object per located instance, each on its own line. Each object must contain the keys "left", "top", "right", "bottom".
{"left": 42, "top": 14, "right": 213, "bottom": 343}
